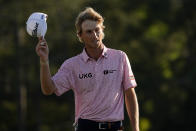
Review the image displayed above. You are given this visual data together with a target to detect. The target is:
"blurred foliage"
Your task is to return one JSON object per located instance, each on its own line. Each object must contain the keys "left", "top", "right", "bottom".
{"left": 0, "top": 0, "right": 196, "bottom": 131}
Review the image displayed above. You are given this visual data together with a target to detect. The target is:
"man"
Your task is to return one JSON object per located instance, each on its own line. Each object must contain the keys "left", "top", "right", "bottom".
{"left": 36, "top": 7, "right": 139, "bottom": 131}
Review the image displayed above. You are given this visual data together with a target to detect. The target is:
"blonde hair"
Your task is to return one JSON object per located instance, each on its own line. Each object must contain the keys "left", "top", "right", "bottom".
{"left": 75, "top": 7, "right": 105, "bottom": 37}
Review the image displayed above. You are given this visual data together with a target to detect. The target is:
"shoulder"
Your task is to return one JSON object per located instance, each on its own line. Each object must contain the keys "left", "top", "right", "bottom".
{"left": 60, "top": 53, "right": 82, "bottom": 69}
{"left": 107, "top": 48, "right": 126, "bottom": 57}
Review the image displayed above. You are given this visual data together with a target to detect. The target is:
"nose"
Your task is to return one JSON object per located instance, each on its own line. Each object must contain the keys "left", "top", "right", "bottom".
{"left": 92, "top": 31, "right": 98, "bottom": 39}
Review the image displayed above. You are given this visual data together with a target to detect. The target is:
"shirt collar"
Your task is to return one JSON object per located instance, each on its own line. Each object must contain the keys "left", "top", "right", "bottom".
{"left": 81, "top": 46, "right": 108, "bottom": 62}
{"left": 102, "top": 46, "right": 108, "bottom": 58}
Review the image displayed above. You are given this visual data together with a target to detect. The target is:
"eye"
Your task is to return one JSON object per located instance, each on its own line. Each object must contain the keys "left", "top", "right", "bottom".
{"left": 95, "top": 28, "right": 100, "bottom": 33}
{"left": 86, "top": 30, "right": 92, "bottom": 34}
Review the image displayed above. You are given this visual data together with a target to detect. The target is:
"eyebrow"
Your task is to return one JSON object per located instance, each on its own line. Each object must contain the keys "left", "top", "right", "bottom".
{"left": 85, "top": 26, "right": 100, "bottom": 31}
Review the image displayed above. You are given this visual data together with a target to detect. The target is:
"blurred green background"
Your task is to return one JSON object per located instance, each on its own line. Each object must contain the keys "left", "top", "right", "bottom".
{"left": 0, "top": 0, "right": 196, "bottom": 131}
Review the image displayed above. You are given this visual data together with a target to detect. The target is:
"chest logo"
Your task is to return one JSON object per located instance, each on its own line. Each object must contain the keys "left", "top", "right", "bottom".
{"left": 79, "top": 73, "right": 92, "bottom": 79}
{"left": 103, "top": 70, "right": 116, "bottom": 75}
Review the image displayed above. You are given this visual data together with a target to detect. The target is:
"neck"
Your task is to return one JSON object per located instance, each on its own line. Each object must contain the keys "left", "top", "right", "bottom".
{"left": 85, "top": 43, "right": 104, "bottom": 61}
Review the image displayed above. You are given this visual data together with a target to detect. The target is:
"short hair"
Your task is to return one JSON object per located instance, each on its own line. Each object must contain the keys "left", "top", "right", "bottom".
{"left": 75, "top": 7, "right": 105, "bottom": 35}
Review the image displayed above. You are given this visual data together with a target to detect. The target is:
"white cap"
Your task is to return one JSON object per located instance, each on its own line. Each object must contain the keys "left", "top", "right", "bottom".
{"left": 26, "top": 12, "right": 48, "bottom": 37}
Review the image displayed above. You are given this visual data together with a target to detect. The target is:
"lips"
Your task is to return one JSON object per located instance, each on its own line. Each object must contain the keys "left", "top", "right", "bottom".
{"left": 92, "top": 39, "right": 99, "bottom": 43}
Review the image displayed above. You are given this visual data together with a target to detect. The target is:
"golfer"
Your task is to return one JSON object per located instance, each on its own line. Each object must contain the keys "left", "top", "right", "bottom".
{"left": 36, "top": 7, "right": 139, "bottom": 131}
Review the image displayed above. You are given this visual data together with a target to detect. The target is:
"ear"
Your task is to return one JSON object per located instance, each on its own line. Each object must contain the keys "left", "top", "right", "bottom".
{"left": 77, "top": 32, "right": 83, "bottom": 43}
{"left": 77, "top": 32, "right": 81, "bottom": 38}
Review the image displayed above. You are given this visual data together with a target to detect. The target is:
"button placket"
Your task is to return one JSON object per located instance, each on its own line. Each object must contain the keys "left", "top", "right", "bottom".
{"left": 94, "top": 59, "right": 101, "bottom": 88}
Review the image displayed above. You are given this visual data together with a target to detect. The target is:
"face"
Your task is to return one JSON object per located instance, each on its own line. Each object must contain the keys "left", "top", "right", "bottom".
{"left": 79, "top": 20, "right": 104, "bottom": 48}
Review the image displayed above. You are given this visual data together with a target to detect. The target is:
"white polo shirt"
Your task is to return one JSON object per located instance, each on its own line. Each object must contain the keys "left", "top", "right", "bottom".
{"left": 51, "top": 46, "right": 137, "bottom": 123}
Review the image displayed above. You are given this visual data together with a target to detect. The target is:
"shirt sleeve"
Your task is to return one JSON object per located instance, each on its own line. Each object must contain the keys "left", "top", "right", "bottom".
{"left": 122, "top": 52, "right": 137, "bottom": 90}
{"left": 51, "top": 61, "right": 72, "bottom": 96}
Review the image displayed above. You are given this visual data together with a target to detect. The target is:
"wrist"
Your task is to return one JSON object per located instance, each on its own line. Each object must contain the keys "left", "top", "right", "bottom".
{"left": 40, "top": 59, "right": 49, "bottom": 65}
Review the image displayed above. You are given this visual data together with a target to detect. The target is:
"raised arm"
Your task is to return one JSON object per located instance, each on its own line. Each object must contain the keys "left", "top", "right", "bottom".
{"left": 35, "top": 37, "right": 56, "bottom": 95}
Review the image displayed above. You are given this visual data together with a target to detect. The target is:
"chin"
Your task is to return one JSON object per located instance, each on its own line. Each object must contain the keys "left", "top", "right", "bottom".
{"left": 95, "top": 42, "right": 101, "bottom": 47}
{"left": 85, "top": 41, "right": 102, "bottom": 48}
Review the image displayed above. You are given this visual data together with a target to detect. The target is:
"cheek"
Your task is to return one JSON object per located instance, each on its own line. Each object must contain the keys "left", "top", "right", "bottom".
{"left": 83, "top": 35, "right": 91, "bottom": 42}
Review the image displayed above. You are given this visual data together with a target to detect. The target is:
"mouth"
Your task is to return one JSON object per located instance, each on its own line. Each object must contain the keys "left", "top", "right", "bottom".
{"left": 93, "top": 39, "right": 99, "bottom": 43}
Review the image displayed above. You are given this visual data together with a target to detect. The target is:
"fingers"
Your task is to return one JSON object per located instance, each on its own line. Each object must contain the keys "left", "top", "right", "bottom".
{"left": 39, "top": 36, "right": 43, "bottom": 41}
{"left": 36, "top": 43, "right": 47, "bottom": 53}
{"left": 38, "top": 37, "right": 47, "bottom": 46}
{"left": 35, "top": 38, "right": 49, "bottom": 63}
{"left": 35, "top": 38, "right": 48, "bottom": 55}
{"left": 40, "top": 41, "right": 45, "bottom": 46}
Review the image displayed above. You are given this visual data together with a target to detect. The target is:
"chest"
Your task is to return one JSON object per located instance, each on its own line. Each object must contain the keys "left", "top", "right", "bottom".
{"left": 72, "top": 57, "right": 123, "bottom": 94}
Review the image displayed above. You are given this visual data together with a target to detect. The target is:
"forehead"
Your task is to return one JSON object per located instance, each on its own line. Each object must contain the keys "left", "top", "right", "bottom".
{"left": 81, "top": 20, "right": 101, "bottom": 31}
